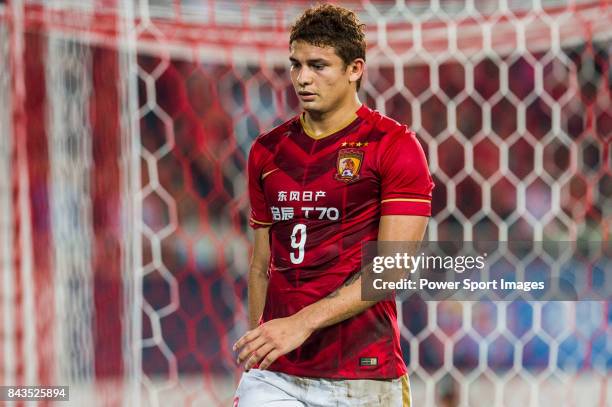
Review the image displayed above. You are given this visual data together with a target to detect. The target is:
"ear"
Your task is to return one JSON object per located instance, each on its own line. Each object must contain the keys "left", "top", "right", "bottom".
{"left": 348, "top": 58, "right": 365, "bottom": 85}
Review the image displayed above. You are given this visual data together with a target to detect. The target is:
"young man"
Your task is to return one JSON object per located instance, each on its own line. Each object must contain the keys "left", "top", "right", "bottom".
{"left": 233, "top": 4, "right": 434, "bottom": 406}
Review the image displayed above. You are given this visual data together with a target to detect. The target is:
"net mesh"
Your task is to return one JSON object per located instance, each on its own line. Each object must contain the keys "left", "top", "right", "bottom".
{"left": 0, "top": 0, "right": 610, "bottom": 406}
{"left": 0, "top": 16, "right": 16, "bottom": 393}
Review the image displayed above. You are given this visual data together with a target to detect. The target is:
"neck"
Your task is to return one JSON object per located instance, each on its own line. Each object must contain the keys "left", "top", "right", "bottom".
{"left": 302, "top": 94, "right": 361, "bottom": 140}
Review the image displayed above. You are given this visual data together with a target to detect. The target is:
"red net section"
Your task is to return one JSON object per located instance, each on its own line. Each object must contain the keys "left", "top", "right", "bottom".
{"left": 2, "top": 2, "right": 56, "bottom": 391}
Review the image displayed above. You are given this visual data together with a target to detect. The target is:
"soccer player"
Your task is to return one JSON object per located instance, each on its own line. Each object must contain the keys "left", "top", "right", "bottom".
{"left": 233, "top": 4, "right": 434, "bottom": 406}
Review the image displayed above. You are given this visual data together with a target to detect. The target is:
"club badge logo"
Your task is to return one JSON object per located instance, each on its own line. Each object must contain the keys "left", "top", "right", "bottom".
{"left": 335, "top": 148, "right": 364, "bottom": 183}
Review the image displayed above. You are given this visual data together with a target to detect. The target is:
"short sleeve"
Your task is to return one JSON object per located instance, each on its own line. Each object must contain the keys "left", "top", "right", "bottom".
{"left": 248, "top": 142, "right": 273, "bottom": 228}
{"left": 379, "top": 129, "right": 434, "bottom": 216}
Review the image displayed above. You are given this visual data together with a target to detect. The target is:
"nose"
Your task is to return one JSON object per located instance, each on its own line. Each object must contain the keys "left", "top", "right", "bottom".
{"left": 296, "top": 67, "right": 313, "bottom": 86}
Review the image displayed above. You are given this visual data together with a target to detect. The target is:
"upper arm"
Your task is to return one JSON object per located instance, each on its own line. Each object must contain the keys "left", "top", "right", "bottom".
{"left": 379, "top": 128, "right": 434, "bottom": 217}
{"left": 250, "top": 227, "right": 271, "bottom": 274}
{"left": 378, "top": 215, "right": 428, "bottom": 242}
{"left": 248, "top": 142, "right": 274, "bottom": 228}
{"left": 377, "top": 126, "right": 433, "bottom": 242}
{"left": 248, "top": 141, "right": 272, "bottom": 275}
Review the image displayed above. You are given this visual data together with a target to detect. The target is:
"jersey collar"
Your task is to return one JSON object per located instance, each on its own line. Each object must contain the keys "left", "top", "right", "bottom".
{"left": 300, "top": 104, "right": 368, "bottom": 140}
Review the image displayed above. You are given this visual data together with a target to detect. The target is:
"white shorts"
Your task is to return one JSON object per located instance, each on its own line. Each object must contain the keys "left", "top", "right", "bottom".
{"left": 233, "top": 368, "right": 412, "bottom": 407}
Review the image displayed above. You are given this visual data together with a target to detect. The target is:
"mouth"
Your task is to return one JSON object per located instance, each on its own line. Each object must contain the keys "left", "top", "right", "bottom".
{"left": 298, "top": 91, "right": 316, "bottom": 101}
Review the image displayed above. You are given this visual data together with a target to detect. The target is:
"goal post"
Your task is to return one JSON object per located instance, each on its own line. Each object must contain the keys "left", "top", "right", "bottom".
{"left": 0, "top": 0, "right": 143, "bottom": 405}
{"left": 0, "top": 1, "right": 610, "bottom": 406}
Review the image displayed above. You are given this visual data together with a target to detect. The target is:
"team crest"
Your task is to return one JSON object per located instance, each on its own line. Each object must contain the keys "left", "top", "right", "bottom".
{"left": 335, "top": 148, "right": 364, "bottom": 183}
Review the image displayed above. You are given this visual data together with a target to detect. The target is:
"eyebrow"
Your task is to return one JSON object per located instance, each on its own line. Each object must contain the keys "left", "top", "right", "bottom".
{"left": 289, "top": 57, "right": 329, "bottom": 64}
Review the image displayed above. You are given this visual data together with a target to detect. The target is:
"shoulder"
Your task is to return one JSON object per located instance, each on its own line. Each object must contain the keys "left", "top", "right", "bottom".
{"left": 252, "top": 115, "right": 301, "bottom": 152}
{"left": 366, "top": 108, "right": 405, "bottom": 132}
{"left": 248, "top": 115, "right": 299, "bottom": 173}
{"left": 360, "top": 106, "right": 416, "bottom": 142}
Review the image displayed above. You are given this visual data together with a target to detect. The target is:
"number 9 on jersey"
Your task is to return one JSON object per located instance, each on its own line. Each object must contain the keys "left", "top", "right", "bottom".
{"left": 290, "top": 223, "right": 307, "bottom": 264}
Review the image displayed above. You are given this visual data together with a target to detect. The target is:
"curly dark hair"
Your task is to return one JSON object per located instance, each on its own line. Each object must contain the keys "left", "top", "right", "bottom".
{"left": 290, "top": 3, "right": 366, "bottom": 90}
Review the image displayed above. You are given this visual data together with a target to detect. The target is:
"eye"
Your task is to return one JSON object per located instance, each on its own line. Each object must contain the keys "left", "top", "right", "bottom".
{"left": 312, "top": 64, "right": 325, "bottom": 70}
{"left": 290, "top": 62, "right": 300, "bottom": 69}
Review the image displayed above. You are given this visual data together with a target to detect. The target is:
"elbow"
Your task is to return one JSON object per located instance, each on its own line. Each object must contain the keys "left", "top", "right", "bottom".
{"left": 249, "top": 263, "right": 269, "bottom": 278}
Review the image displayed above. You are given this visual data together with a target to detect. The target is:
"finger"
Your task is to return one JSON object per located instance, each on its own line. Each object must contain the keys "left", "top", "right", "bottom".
{"left": 233, "top": 329, "right": 260, "bottom": 352}
{"left": 237, "top": 335, "right": 266, "bottom": 364}
{"left": 258, "top": 350, "right": 281, "bottom": 370}
{"left": 244, "top": 342, "right": 274, "bottom": 371}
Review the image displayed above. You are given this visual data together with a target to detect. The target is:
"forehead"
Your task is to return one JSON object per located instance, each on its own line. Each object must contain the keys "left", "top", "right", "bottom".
{"left": 289, "top": 40, "right": 341, "bottom": 62}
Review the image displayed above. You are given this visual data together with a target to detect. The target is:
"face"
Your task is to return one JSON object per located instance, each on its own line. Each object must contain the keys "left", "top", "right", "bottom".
{"left": 289, "top": 40, "right": 363, "bottom": 114}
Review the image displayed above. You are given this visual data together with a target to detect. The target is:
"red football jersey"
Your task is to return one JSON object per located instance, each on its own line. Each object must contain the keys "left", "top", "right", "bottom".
{"left": 247, "top": 104, "right": 434, "bottom": 379}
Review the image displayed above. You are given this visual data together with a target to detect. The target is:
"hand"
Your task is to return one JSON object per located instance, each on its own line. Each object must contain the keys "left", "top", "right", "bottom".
{"left": 233, "top": 315, "right": 314, "bottom": 371}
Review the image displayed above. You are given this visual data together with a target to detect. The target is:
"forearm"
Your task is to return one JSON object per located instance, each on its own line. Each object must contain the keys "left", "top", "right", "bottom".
{"left": 248, "top": 268, "right": 268, "bottom": 329}
{"left": 295, "top": 215, "right": 429, "bottom": 332}
{"left": 295, "top": 272, "right": 376, "bottom": 331}
{"left": 234, "top": 216, "right": 428, "bottom": 371}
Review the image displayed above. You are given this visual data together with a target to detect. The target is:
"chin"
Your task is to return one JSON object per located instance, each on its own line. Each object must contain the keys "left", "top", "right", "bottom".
{"left": 303, "top": 99, "right": 331, "bottom": 110}
{"left": 301, "top": 103, "right": 321, "bottom": 113}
